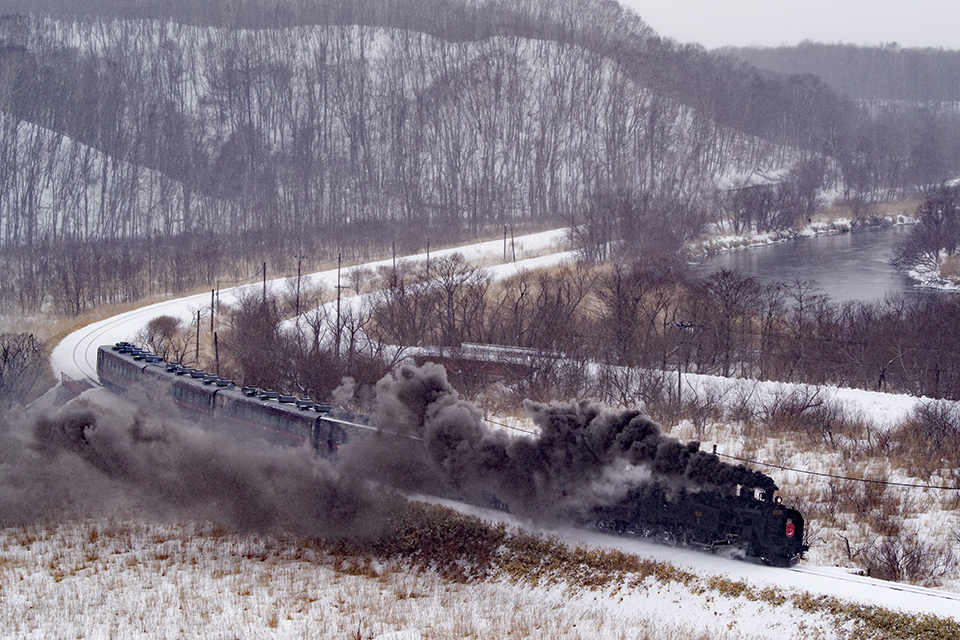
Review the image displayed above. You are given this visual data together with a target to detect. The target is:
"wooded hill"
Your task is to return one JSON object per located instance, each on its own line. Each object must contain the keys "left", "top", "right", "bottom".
{"left": 0, "top": 0, "right": 958, "bottom": 315}
{"left": 722, "top": 41, "right": 960, "bottom": 104}
{"left": 722, "top": 41, "right": 960, "bottom": 195}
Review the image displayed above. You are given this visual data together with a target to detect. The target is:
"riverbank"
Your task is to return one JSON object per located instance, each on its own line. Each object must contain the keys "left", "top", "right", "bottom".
{"left": 693, "top": 210, "right": 918, "bottom": 258}
{"left": 907, "top": 255, "right": 960, "bottom": 292}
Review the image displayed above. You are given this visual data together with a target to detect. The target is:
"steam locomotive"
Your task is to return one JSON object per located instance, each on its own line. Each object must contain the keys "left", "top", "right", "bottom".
{"left": 95, "top": 342, "right": 808, "bottom": 567}
{"left": 590, "top": 483, "right": 806, "bottom": 567}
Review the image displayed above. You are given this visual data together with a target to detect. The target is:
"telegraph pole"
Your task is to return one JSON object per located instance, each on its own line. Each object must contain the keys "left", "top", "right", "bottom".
{"left": 294, "top": 254, "right": 306, "bottom": 318}
{"left": 336, "top": 252, "right": 342, "bottom": 359}
{"left": 195, "top": 309, "right": 200, "bottom": 364}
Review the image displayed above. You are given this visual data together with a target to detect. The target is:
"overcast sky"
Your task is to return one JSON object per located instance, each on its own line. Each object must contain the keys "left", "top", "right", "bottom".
{"left": 620, "top": 1, "right": 960, "bottom": 50}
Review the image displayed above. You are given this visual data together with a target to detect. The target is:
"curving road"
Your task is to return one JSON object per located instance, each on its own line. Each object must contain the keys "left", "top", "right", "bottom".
{"left": 50, "top": 229, "right": 571, "bottom": 383}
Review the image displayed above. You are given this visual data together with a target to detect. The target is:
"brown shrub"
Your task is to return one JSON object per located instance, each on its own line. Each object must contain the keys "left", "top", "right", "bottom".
{"left": 859, "top": 534, "right": 956, "bottom": 586}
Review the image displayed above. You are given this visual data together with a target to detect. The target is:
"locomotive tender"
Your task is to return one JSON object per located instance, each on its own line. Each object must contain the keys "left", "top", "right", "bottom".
{"left": 96, "top": 342, "right": 808, "bottom": 567}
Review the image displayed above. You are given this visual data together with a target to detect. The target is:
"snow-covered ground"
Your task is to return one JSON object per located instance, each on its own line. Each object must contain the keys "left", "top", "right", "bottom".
{"left": 2, "top": 508, "right": 958, "bottom": 640}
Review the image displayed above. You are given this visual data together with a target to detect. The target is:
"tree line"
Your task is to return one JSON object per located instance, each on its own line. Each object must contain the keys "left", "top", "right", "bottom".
{"left": 0, "top": 13, "right": 786, "bottom": 251}
{"left": 369, "top": 257, "right": 960, "bottom": 400}
{"left": 724, "top": 41, "right": 960, "bottom": 104}
{"left": 2, "top": 1, "right": 960, "bottom": 318}
{"left": 724, "top": 41, "right": 960, "bottom": 196}
{"left": 169, "top": 253, "right": 960, "bottom": 407}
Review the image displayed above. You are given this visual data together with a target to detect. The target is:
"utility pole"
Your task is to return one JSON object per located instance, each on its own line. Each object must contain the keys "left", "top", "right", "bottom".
{"left": 262, "top": 262, "right": 267, "bottom": 305}
{"left": 294, "top": 254, "right": 306, "bottom": 318}
{"left": 210, "top": 289, "right": 215, "bottom": 333}
{"left": 195, "top": 309, "right": 200, "bottom": 364}
{"left": 336, "top": 252, "right": 342, "bottom": 360}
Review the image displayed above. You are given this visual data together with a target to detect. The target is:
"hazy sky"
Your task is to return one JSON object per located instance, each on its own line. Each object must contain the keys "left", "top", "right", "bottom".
{"left": 621, "top": 1, "right": 960, "bottom": 50}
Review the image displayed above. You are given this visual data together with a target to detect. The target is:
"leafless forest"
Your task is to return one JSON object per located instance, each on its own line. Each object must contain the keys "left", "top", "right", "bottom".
{"left": 3, "top": 0, "right": 960, "bottom": 407}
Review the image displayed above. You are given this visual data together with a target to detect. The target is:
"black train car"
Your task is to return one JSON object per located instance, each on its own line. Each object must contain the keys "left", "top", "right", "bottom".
{"left": 96, "top": 343, "right": 367, "bottom": 454}
{"left": 592, "top": 484, "right": 807, "bottom": 566}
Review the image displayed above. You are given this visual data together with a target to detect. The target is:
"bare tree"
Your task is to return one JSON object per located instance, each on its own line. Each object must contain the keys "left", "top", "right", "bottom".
{"left": 0, "top": 332, "right": 45, "bottom": 408}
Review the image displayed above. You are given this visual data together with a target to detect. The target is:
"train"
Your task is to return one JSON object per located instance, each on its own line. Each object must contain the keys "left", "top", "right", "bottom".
{"left": 96, "top": 341, "right": 808, "bottom": 567}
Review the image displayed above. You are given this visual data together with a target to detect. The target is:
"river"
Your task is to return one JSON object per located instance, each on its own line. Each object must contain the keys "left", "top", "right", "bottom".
{"left": 693, "top": 225, "right": 935, "bottom": 304}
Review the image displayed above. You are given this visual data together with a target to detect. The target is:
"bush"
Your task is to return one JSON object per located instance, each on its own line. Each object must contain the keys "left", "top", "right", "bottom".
{"left": 859, "top": 534, "right": 956, "bottom": 586}
{"left": 881, "top": 400, "right": 960, "bottom": 474}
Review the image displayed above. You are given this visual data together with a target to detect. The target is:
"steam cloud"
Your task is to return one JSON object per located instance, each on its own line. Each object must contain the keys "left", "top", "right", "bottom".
{"left": 1, "top": 362, "right": 775, "bottom": 536}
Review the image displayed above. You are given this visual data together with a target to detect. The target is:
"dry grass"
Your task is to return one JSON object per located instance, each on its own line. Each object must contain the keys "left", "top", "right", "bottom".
{"left": 819, "top": 198, "right": 920, "bottom": 222}
{"left": 2, "top": 509, "right": 957, "bottom": 640}
{"left": 939, "top": 254, "right": 960, "bottom": 280}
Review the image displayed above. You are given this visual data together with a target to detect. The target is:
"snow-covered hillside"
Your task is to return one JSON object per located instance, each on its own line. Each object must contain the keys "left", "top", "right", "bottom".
{"left": 2, "top": 510, "right": 958, "bottom": 640}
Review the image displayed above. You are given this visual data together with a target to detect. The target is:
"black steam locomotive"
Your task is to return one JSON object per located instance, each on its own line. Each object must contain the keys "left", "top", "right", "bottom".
{"left": 96, "top": 342, "right": 807, "bottom": 567}
{"left": 591, "top": 483, "right": 806, "bottom": 567}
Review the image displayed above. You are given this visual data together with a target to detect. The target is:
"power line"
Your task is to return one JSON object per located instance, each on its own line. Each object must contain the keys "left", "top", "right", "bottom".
{"left": 482, "top": 416, "right": 537, "bottom": 435}
{"left": 716, "top": 451, "right": 960, "bottom": 491}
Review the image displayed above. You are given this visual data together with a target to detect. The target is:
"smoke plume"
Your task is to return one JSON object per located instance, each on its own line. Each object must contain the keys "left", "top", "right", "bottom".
{"left": 331, "top": 376, "right": 356, "bottom": 407}
{"left": 0, "top": 388, "right": 392, "bottom": 538}
{"left": 1, "top": 362, "right": 775, "bottom": 536}
{"left": 367, "top": 363, "right": 777, "bottom": 523}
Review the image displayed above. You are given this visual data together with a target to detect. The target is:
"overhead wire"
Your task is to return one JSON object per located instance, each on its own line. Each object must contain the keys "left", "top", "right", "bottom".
{"left": 481, "top": 416, "right": 959, "bottom": 491}
{"left": 482, "top": 415, "right": 538, "bottom": 435}
{"left": 715, "top": 451, "right": 960, "bottom": 491}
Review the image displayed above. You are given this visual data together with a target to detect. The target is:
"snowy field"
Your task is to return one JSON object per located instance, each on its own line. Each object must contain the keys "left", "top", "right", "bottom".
{"left": 2, "top": 510, "right": 958, "bottom": 640}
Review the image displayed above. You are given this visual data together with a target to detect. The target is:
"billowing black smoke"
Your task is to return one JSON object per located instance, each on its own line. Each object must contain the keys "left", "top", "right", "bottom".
{"left": 1, "top": 362, "right": 775, "bottom": 536}
{"left": 367, "top": 363, "right": 776, "bottom": 522}
{"left": 0, "top": 389, "right": 392, "bottom": 538}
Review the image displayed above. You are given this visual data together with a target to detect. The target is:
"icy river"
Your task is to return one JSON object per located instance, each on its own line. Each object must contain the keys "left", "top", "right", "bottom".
{"left": 694, "top": 224, "right": 939, "bottom": 303}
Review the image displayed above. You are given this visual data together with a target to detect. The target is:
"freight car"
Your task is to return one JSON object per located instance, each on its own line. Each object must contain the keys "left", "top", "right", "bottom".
{"left": 96, "top": 342, "right": 807, "bottom": 566}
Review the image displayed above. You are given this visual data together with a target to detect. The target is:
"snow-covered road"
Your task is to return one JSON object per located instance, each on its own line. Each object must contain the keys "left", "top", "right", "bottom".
{"left": 50, "top": 228, "right": 571, "bottom": 382}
